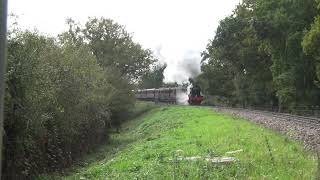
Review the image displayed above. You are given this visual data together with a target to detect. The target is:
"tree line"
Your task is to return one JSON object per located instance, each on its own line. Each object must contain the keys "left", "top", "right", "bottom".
{"left": 4, "top": 17, "right": 157, "bottom": 179}
{"left": 196, "top": 0, "right": 320, "bottom": 112}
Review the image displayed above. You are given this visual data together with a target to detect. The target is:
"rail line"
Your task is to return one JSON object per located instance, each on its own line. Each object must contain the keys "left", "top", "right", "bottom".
{"left": 140, "top": 98, "right": 320, "bottom": 128}
{"left": 213, "top": 107, "right": 320, "bottom": 128}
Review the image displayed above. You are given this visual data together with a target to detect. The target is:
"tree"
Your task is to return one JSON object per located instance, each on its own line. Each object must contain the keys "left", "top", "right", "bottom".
{"left": 59, "top": 17, "right": 158, "bottom": 125}
{"left": 4, "top": 31, "right": 116, "bottom": 178}
{"left": 302, "top": 0, "right": 320, "bottom": 85}
{"left": 60, "top": 17, "right": 156, "bottom": 81}
{"left": 3, "top": 16, "right": 155, "bottom": 178}
{"left": 199, "top": 1, "right": 274, "bottom": 107}
{"left": 139, "top": 63, "right": 167, "bottom": 89}
{"left": 198, "top": 0, "right": 320, "bottom": 110}
{"left": 253, "top": 0, "right": 318, "bottom": 110}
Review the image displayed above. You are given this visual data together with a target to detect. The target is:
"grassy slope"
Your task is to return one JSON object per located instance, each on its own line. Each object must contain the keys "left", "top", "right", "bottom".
{"left": 54, "top": 106, "right": 316, "bottom": 179}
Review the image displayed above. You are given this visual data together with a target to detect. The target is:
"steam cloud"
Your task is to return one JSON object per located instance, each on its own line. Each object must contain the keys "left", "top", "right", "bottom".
{"left": 152, "top": 47, "right": 202, "bottom": 105}
{"left": 165, "top": 50, "right": 201, "bottom": 83}
{"left": 176, "top": 56, "right": 201, "bottom": 80}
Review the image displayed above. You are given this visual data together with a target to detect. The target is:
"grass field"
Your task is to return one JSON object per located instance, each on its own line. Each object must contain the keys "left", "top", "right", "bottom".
{"left": 44, "top": 105, "right": 317, "bottom": 179}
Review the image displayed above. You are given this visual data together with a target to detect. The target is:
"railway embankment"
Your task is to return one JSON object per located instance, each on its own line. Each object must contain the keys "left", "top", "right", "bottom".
{"left": 215, "top": 107, "right": 320, "bottom": 151}
{"left": 44, "top": 105, "right": 317, "bottom": 179}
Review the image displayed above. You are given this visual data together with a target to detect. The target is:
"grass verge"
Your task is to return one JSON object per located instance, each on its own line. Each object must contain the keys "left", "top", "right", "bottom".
{"left": 42, "top": 106, "right": 317, "bottom": 179}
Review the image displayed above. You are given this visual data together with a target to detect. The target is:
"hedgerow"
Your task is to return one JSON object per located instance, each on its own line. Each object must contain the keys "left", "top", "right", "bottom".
{"left": 3, "top": 17, "right": 151, "bottom": 179}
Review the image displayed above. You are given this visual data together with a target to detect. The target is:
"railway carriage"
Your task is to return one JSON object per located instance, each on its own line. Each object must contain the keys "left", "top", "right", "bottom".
{"left": 135, "top": 87, "right": 181, "bottom": 104}
{"left": 136, "top": 87, "right": 204, "bottom": 105}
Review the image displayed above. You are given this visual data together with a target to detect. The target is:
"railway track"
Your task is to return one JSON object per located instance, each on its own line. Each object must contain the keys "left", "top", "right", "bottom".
{"left": 148, "top": 101, "right": 320, "bottom": 128}
{"left": 170, "top": 104, "right": 320, "bottom": 150}
{"left": 213, "top": 107, "right": 320, "bottom": 128}
{"left": 144, "top": 102, "right": 320, "bottom": 149}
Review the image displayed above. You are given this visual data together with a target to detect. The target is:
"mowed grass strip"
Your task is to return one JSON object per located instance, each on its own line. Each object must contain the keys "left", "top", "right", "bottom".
{"left": 65, "top": 106, "right": 316, "bottom": 179}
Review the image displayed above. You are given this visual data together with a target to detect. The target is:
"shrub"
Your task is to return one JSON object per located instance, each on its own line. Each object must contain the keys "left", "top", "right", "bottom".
{"left": 3, "top": 30, "right": 134, "bottom": 179}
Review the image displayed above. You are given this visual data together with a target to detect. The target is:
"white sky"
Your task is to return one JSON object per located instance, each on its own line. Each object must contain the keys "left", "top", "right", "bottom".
{"left": 9, "top": 0, "right": 239, "bottom": 83}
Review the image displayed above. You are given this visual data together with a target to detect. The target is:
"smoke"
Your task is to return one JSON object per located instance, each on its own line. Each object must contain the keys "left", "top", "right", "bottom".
{"left": 176, "top": 85, "right": 192, "bottom": 105}
{"left": 173, "top": 52, "right": 201, "bottom": 104}
{"left": 154, "top": 45, "right": 166, "bottom": 64}
{"left": 176, "top": 56, "right": 201, "bottom": 79}
{"left": 152, "top": 47, "right": 201, "bottom": 105}
{"left": 164, "top": 50, "right": 201, "bottom": 83}
{"left": 152, "top": 45, "right": 201, "bottom": 84}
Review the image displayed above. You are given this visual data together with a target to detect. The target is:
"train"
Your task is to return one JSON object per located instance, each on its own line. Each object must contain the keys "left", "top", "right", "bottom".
{"left": 135, "top": 87, "right": 204, "bottom": 105}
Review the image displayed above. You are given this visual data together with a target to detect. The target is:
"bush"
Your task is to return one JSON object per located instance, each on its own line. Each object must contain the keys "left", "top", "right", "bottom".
{"left": 3, "top": 30, "right": 135, "bottom": 179}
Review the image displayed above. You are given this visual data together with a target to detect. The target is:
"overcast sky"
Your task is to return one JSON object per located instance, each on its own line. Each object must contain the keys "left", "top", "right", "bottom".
{"left": 9, "top": 0, "right": 239, "bottom": 83}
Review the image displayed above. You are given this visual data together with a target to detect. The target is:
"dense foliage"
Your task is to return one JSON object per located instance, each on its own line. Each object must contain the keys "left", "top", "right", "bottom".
{"left": 198, "top": 0, "right": 320, "bottom": 111}
{"left": 60, "top": 18, "right": 156, "bottom": 82}
{"left": 3, "top": 17, "right": 155, "bottom": 179}
{"left": 138, "top": 63, "right": 167, "bottom": 89}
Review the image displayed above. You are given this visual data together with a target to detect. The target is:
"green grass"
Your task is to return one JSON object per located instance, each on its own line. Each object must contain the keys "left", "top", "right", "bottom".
{"left": 44, "top": 106, "right": 317, "bottom": 179}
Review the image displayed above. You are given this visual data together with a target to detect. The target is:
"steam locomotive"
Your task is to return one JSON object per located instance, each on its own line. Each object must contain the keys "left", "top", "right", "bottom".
{"left": 188, "top": 85, "right": 204, "bottom": 105}
{"left": 135, "top": 86, "right": 204, "bottom": 105}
